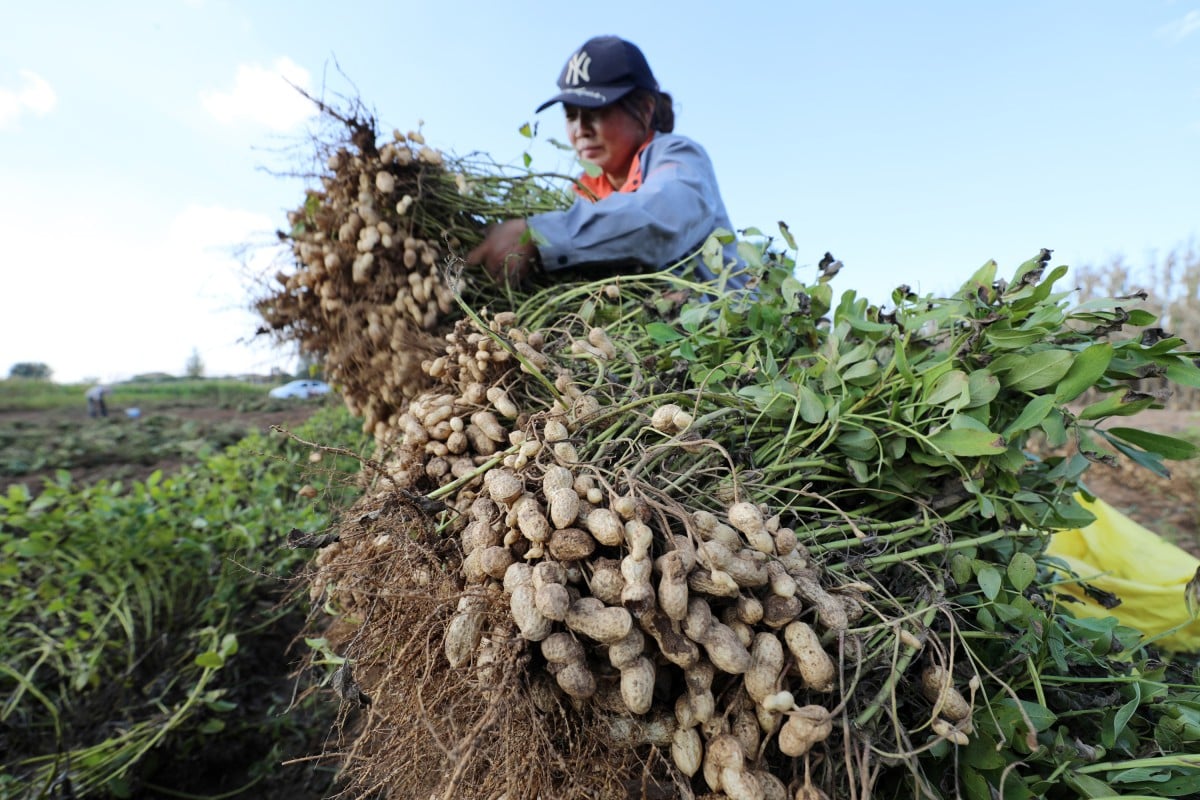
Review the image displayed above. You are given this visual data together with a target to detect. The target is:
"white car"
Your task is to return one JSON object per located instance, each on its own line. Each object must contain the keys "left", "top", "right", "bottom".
{"left": 269, "top": 379, "right": 332, "bottom": 399}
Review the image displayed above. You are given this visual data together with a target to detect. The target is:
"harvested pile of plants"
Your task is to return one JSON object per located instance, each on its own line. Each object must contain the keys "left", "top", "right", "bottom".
{"left": 260, "top": 101, "right": 1200, "bottom": 799}
{"left": 256, "top": 97, "right": 569, "bottom": 442}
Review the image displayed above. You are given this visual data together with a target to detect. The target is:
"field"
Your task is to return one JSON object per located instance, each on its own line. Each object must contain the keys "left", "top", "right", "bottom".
{"left": 4, "top": 383, "right": 1196, "bottom": 556}
{"left": 1, "top": 379, "right": 327, "bottom": 493}
{"left": 3, "top": 376, "right": 1197, "bottom": 798}
{"left": 5, "top": 389, "right": 1196, "bottom": 552}
{"left": 0, "top": 379, "right": 363, "bottom": 798}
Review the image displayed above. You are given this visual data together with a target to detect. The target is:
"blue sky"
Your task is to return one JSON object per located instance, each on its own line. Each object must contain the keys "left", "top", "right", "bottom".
{"left": 2, "top": 1, "right": 1198, "bottom": 384}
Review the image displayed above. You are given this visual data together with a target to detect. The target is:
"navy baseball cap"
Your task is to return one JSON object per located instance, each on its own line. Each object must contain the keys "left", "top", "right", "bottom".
{"left": 536, "top": 36, "right": 659, "bottom": 112}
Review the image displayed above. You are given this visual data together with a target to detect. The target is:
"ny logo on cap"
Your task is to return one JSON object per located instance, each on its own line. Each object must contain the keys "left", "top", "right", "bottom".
{"left": 564, "top": 50, "right": 591, "bottom": 86}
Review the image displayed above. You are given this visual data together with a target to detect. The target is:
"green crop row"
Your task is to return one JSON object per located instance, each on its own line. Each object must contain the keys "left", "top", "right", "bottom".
{"left": 0, "top": 405, "right": 366, "bottom": 798}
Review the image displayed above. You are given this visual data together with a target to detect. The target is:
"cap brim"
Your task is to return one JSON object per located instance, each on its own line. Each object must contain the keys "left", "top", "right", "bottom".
{"left": 535, "top": 83, "right": 637, "bottom": 113}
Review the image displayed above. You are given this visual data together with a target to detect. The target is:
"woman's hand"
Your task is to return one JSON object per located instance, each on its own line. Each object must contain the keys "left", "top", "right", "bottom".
{"left": 466, "top": 219, "right": 540, "bottom": 285}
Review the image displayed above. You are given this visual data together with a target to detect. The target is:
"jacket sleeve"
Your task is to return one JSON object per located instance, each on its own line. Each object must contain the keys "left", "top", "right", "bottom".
{"left": 528, "top": 136, "right": 728, "bottom": 272}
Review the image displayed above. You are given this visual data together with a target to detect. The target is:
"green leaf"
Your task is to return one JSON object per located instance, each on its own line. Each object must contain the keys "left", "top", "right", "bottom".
{"left": 960, "top": 260, "right": 998, "bottom": 294}
{"left": 951, "top": 554, "right": 974, "bottom": 586}
{"left": 195, "top": 651, "right": 225, "bottom": 669}
{"left": 961, "top": 766, "right": 992, "bottom": 800}
{"left": 1106, "top": 427, "right": 1200, "bottom": 460}
{"left": 836, "top": 428, "right": 879, "bottom": 461}
{"left": 1003, "top": 394, "right": 1057, "bottom": 437}
{"left": 993, "top": 602, "right": 1024, "bottom": 623}
{"left": 846, "top": 458, "right": 869, "bottom": 482}
{"left": 1025, "top": 263, "right": 1070, "bottom": 305}
{"left": 578, "top": 298, "right": 596, "bottom": 324}
{"left": 999, "top": 441, "right": 1031, "bottom": 472}
{"left": 796, "top": 384, "right": 825, "bottom": 424}
{"left": 737, "top": 385, "right": 796, "bottom": 420}
{"left": 927, "top": 428, "right": 1007, "bottom": 457}
{"left": 1165, "top": 358, "right": 1200, "bottom": 388}
{"left": 837, "top": 341, "right": 872, "bottom": 367}
{"left": 963, "top": 730, "right": 1006, "bottom": 770}
{"left": 1063, "top": 772, "right": 1117, "bottom": 798}
{"left": 842, "top": 359, "right": 879, "bottom": 384}
{"left": 778, "top": 220, "right": 797, "bottom": 250}
{"left": 976, "top": 605, "right": 996, "bottom": 631}
{"left": 1077, "top": 390, "right": 1156, "bottom": 421}
{"left": 14, "top": 537, "right": 52, "bottom": 557}
{"left": 1109, "top": 682, "right": 1142, "bottom": 742}
{"left": 1055, "top": 342, "right": 1114, "bottom": 403}
{"left": 1012, "top": 252, "right": 1050, "bottom": 285}
{"left": 950, "top": 412, "right": 991, "bottom": 432}
{"left": 977, "top": 565, "right": 1003, "bottom": 600}
{"left": 925, "top": 369, "right": 970, "bottom": 407}
{"left": 965, "top": 369, "right": 1000, "bottom": 408}
{"left": 985, "top": 327, "right": 1049, "bottom": 349}
{"left": 1006, "top": 349, "right": 1076, "bottom": 392}
{"left": 645, "top": 322, "right": 682, "bottom": 343}
{"left": 1126, "top": 308, "right": 1158, "bottom": 326}
{"left": 1106, "top": 437, "right": 1171, "bottom": 479}
{"left": 894, "top": 335, "right": 915, "bottom": 382}
{"left": 1007, "top": 552, "right": 1037, "bottom": 592}
{"left": 1006, "top": 698, "right": 1057, "bottom": 733}
{"left": 219, "top": 633, "right": 239, "bottom": 658}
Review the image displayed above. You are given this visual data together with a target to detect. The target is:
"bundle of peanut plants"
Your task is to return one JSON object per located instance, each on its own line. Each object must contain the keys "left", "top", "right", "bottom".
{"left": 262, "top": 103, "right": 1200, "bottom": 800}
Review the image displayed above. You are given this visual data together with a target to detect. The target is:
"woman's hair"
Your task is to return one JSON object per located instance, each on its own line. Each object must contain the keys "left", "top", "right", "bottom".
{"left": 618, "top": 88, "right": 675, "bottom": 134}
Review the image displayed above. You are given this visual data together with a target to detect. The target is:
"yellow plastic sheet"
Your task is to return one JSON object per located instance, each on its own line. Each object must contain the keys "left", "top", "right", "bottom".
{"left": 1046, "top": 494, "right": 1200, "bottom": 652}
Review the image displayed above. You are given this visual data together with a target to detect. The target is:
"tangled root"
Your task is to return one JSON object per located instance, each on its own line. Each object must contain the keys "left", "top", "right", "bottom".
{"left": 307, "top": 492, "right": 686, "bottom": 799}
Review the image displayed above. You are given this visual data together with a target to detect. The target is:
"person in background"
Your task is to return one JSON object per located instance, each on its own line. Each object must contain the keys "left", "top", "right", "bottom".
{"left": 467, "top": 35, "right": 747, "bottom": 291}
{"left": 86, "top": 384, "right": 110, "bottom": 418}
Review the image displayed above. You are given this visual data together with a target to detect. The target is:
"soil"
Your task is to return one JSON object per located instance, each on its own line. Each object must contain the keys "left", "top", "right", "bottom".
{"left": 0, "top": 403, "right": 322, "bottom": 493}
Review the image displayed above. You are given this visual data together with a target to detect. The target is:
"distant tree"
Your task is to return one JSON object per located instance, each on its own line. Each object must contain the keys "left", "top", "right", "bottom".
{"left": 185, "top": 349, "right": 205, "bottom": 379}
{"left": 1071, "top": 239, "right": 1199, "bottom": 409}
{"left": 8, "top": 362, "right": 53, "bottom": 380}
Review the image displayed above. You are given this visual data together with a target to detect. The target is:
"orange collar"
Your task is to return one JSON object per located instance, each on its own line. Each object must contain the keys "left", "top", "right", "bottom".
{"left": 575, "top": 133, "right": 654, "bottom": 201}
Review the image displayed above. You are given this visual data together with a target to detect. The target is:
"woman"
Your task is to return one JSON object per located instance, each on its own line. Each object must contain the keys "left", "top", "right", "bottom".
{"left": 467, "top": 35, "right": 748, "bottom": 290}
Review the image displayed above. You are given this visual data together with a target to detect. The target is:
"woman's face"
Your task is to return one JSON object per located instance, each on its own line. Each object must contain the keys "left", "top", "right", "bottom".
{"left": 564, "top": 103, "right": 649, "bottom": 189}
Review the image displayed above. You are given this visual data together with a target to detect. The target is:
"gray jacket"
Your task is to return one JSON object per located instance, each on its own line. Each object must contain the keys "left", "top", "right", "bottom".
{"left": 528, "top": 133, "right": 747, "bottom": 289}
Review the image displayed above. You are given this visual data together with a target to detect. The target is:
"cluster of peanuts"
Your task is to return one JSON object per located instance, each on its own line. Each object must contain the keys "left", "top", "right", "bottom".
{"left": 309, "top": 307, "right": 865, "bottom": 798}
{"left": 436, "top": 397, "right": 884, "bottom": 799}
{"left": 258, "top": 130, "right": 463, "bottom": 439}
{"left": 291, "top": 274, "right": 990, "bottom": 797}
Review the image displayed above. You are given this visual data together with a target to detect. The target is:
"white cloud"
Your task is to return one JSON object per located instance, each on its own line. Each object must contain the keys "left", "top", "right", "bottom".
{"left": 167, "top": 204, "right": 275, "bottom": 251}
{"left": 1158, "top": 10, "right": 1200, "bottom": 42}
{"left": 0, "top": 70, "right": 57, "bottom": 130}
{"left": 200, "top": 57, "right": 316, "bottom": 131}
{"left": 0, "top": 197, "right": 293, "bottom": 384}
